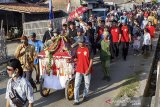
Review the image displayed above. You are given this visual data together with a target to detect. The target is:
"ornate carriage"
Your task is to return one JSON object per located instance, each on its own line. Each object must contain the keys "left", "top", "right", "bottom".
{"left": 38, "top": 36, "right": 75, "bottom": 100}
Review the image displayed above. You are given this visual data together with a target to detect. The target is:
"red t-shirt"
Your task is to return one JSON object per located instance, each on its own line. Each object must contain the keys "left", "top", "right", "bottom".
{"left": 111, "top": 27, "right": 120, "bottom": 43}
{"left": 146, "top": 26, "right": 155, "bottom": 38}
{"left": 144, "top": 12, "right": 148, "bottom": 18}
{"left": 76, "top": 47, "right": 92, "bottom": 74}
{"left": 121, "top": 26, "right": 130, "bottom": 42}
{"left": 97, "top": 27, "right": 104, "bottom": 42}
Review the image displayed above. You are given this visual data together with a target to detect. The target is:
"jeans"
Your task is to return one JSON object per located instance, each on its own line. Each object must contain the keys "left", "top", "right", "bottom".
{"left": 74, "top": 72, "right": 91, "bottom": 102}
{"left": 23, "top": 71, "right": 36, "bottom": 89}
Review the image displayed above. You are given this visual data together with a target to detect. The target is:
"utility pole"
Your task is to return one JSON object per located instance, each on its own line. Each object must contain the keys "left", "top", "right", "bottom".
{"left": 0, "top": 20, "right": 7, "bottom": 64}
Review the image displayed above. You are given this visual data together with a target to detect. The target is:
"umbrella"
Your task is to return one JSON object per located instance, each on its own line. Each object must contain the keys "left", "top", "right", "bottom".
{"left": 68, "top": 6, "right": 88, "bottom": 21}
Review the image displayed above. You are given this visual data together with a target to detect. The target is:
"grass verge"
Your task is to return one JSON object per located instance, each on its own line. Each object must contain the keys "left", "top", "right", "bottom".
{"left": 114, "top": 70, "right": 143, "bottom": 100}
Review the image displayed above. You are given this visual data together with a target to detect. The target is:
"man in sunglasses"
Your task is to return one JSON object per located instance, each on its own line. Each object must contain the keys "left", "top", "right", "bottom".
{"left": 15, "top": 35, "right": 37, "bottom": 91}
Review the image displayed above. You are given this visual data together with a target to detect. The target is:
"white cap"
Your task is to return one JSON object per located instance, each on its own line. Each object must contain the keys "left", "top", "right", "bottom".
{"left": 79, "top": 16, "right": 83, "bottom": 19}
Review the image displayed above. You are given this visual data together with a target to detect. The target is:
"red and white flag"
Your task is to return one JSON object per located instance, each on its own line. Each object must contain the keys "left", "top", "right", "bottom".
{"left": 67, "top": 0, "right": 71, "bottom": 13}
{"left": 68, "top": 6, "right": 88, "bottom": 21}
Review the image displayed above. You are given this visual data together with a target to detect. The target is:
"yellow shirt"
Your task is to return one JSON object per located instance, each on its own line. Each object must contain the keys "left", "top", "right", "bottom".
{"left": 148, "top": 16, "right": 155, "bottom": 24}
{"left": 15, "top": 44, "right": 35, "bottom": 71}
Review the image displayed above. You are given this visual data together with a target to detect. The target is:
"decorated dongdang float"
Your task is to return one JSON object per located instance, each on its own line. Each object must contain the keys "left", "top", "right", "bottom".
{"left": 38, "top": 35, "right": 75, "bottom": 100}
{"left": 37, "top": 5, "right": 88, "bottom": 100}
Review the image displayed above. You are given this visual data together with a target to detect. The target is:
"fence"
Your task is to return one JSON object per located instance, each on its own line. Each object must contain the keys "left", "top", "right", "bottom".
{"left": 0, "top": 29, "right": 7, "bottom": 64}
{"left": 154, "top": 61, "right": 160, "bottom": 107}
{"left": 23, "top": 17, "right": 67, "bottom": 40}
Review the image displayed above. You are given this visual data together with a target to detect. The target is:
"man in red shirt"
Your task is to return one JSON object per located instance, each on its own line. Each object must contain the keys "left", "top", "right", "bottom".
{"left": 73, "top": 38, "right": 93, "bottom": 105}
{"left": 110, "top": 20, "right": 121, "bottom": 58}
{"left": 146, "top": 21, "right": 155, "bottom": 50}
{"left": 146, "top": 21, "right": 155, "bottom": 38}
{"left": 120, "top": 22, "right": 131, "bottom": 60}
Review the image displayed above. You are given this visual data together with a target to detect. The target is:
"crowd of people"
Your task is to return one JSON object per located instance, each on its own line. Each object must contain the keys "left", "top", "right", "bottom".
{"left": 5, "top": 5, "right": 159, "bottom": 106}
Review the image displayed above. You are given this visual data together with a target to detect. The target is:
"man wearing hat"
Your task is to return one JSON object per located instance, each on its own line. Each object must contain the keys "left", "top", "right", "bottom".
{"left": 15, "top": 35, "right": 37, "bottom": 90}
{"left": 73, "top": 37, "right": 93, "bottom": 105}
{"left": 100, "top": 30, "right": 111, "bottom": 81}
{"left": 71, "top": 28, "right": 84, "bottom": 48}
{"left": 120, "top": 12, "right": 128, "bottom": 24}
{"left": 28, "top": 32, "right": 43, "bottom": 84}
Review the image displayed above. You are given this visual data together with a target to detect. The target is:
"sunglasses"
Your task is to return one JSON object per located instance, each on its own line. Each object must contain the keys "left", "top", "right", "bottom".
{"left": 7, "top": 68, "right": 14, "bottom": 71}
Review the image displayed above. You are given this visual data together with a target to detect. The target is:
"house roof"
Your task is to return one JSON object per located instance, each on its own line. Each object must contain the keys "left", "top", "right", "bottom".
{"left": 0, "top": 3, "right": 56, "bottom": 14}
{"left": 81, "top": 0, "right": 98, "bottom": 4}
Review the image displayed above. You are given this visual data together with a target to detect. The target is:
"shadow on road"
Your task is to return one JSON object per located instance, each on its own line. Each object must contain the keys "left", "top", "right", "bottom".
{"left": 34, "top": 90, "right": 65, "bottom": 107}
{"left": 87, "top": 55, "right": 146, "bottom": 103}
{"left": 34, "top": 54, "right": 147, "bottom": 106}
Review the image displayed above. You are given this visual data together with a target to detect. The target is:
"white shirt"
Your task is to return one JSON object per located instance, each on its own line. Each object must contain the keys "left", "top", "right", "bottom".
{"left": 133, "top": 36, "right": 141, "bottom": 48}
{"left": 80, "top": 22, "right": 87, "bottom": 33}
{"left": 5, "top": 77, "right": 34, "bottom": 107}
{"left": 143, "top": 33, "right": 151, "bottom": 45}
{"left": 141, "top": 20, "right": 148, "bottom": 29}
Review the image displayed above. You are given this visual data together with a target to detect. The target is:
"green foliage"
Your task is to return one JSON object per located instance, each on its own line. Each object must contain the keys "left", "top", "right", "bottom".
{"left": 115, "top": 70, "right": 143, "bottom": 99}
{"left": 152, "top": 0, "right": 158, "bottom": 4}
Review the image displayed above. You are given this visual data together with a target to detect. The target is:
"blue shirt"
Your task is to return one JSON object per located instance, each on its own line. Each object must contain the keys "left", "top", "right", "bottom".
{"left": 120, "top": 16, "right": 128, "bottom": 24}
{"left": 28, "top": 40, "right": 43, "bottom": 64}
{"left": 28, "top": 40, "right": 43, "bottom": 54}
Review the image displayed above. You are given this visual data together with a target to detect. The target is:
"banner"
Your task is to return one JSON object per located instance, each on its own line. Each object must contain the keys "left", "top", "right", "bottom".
{"left": 68, "top": 6, "right": 88, "bottom": 21}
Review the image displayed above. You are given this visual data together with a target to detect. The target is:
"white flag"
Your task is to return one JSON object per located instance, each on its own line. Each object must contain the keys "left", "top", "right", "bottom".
{"left": 67, "top": 0, "right": 71, "bottom": 13}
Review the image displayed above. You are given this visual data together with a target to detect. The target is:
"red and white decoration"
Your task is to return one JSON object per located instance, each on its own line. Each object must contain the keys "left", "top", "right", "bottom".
{"left": 38, "top": 37, "right": 75, "bottom": 90}
{"left": 68, "top": 6, "right": 88, "bottom": 21}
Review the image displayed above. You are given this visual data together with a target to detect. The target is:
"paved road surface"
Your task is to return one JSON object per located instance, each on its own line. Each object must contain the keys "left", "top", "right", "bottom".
{"left": 0, "top": 39, "right": 157, "bottom": 107}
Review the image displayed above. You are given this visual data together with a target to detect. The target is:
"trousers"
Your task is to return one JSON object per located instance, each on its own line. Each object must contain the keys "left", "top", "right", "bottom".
{"left": 74, "top": 72, "right": 91, "bottom": 102}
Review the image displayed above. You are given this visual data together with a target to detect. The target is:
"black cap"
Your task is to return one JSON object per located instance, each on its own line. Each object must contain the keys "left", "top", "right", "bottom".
{"left": 30, "top": 32, "right": 36, "bottom": 37}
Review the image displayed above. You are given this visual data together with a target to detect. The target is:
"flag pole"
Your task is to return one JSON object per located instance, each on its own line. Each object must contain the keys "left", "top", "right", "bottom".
{"left": 67, "top": 0, "right": 71, "bottom": 14}
{"left": 49, "top": 0, "right": 54, "bottom": 27}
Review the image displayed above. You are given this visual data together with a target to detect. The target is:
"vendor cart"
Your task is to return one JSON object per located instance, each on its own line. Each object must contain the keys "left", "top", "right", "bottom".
{"left": 38, "top": 36, "right": 75, "bottom": 100}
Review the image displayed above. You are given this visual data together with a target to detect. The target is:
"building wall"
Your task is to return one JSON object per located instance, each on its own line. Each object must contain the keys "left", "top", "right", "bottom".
{"left": 0, "top": 0, "right": 16, "bottom": 3}
{"left": 52, "top": 0, "right": 81, "bottom": 12}
{"left": 103, "top": 0, "right": 127, "bottom": 4}
{"left": 104, "top": 0, "right": 143, "bottom": 4}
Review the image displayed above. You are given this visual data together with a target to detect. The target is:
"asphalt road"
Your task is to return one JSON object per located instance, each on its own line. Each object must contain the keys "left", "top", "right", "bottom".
{"left": 0, "top": 38, "right": 157, "bottom": 107}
